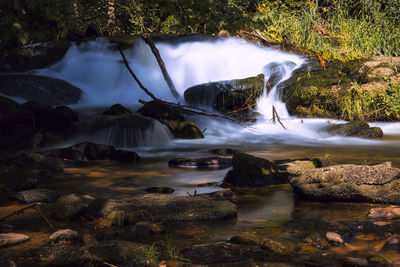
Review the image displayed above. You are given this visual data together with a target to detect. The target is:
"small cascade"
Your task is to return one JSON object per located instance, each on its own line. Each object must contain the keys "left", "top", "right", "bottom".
{"left": 90, "top": 119, "right": 173, "bottom": 148}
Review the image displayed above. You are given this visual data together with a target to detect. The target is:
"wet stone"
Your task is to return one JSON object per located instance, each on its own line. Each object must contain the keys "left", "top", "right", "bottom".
{"left": 0, "top": 233, "right": 30, "bottom": 248}
{"left": 49, "top": 229, "right": 80, "bottom": 243}
{"left": 343, "top": 257, "right": 368, "bottom": 267}
{"left": 15, "top": 188, "right": 60, "bottom": 203}
{"left": 303, "top": 233, "right": 329, "bottom": 249}
{"left": 325, "top": 232, "right": 343, "bottom": 244}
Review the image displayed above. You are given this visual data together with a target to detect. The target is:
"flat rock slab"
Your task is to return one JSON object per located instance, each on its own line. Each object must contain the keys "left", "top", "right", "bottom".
{"left": 49, "top": 229, "right": 79, "bottom": 242}
{"left": 15, "top": 188, "right": 60, "bottom": 203}
{"left": 0, "top": 74, "right": 82, "bottom": 106}
{"left": 291, "top": 162, "right": 400, "bottom": 203}
{"left": 168, "top": 157, "right": 232, "bottom": 169}
{"left": 88, "top": 193, "right": 237, "bottom": 224}
{"left": 0, "top": 233, "right": 30, "bottom": 248}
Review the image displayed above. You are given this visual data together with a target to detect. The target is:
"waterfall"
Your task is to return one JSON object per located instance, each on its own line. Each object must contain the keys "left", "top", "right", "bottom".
{"left": 29, "top": 37, "right": 388, "bottom": 147}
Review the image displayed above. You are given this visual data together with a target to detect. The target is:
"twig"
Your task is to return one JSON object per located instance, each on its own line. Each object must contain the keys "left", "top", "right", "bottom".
{"left": 272, "top": 105, "right": 287, "bottom": 130}
{"left": 141, "top": 33, "right": 180, "bottom": 99}
{"left": 0, "top": 203, "right": 55, "bottom": 230}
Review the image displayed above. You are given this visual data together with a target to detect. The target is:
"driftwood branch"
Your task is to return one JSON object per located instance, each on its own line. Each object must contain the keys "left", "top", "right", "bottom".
{"left": 272, "top": 105, "right": 287, "bottom": 130}
{"left": 118, "top": 47, "right": 158, "bottom": 101}
{"left": 141, "top": 33, "right": 180, "bottom": 99}
{"left": 120, "top": 50, "right": 256, "bottom": 127}
{"left": 0, "top": 203, "right": 55, "bottom": 230}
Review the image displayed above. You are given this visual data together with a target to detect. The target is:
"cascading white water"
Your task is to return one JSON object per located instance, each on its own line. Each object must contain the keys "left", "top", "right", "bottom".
{"left": 29, "top": 37, "right": 398, "bottom": 147}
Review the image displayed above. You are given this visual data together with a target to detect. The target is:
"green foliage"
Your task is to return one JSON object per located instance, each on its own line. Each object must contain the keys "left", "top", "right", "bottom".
{"left": 146, "top": 235, "right": 190, "bottom": 264}
{"left": 339, "top": 83, "right": 400, "bottom": 121}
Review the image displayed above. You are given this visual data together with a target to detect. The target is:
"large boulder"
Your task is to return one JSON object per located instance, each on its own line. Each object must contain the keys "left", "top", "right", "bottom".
{"left": 290, "top": 162, "right": 400, "bottom": 203}
{"left": 321, "top": 121, "right": 383, "bottom": 138}
{"left": 48, "top": 194, "right": 95, "bottom": 221}
{"left": 223, "top": 152, "right": 320, "bottom": 186}
{"left": 138, "top": 100, "right": 203, "bottom": 139}
{"left": 0, "top": 74, "right": 82, "bottom": 106}
{"left": 88, "top": 193, "right": 237, "bottom": 225}
{"left": 0, "top": 96, "right": 34, "bottom": 148}
{"left": 22, "top": 101, "right": 77, "bottom": 132}
{"left": 281, "top": 57, "right": 400, "bottom": 120}
{"left": 0, "top": 39, "right": 71, "bottom": 73}
{"left": 103, "top": 104, "right": 132, "bottom": 116}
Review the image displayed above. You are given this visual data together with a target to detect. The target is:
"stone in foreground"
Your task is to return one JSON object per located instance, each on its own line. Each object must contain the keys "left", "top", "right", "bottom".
{"left": 291, "top": 162, "right": 400, "bottom": 203}
{"left": 15, "top": 188, "right": 60, "bottom": 203}
{"left": 0, "top": 233, "right": 30, "bottom": 248}
{"left": 88, "top": 193, "right": 237, "bottom": 225}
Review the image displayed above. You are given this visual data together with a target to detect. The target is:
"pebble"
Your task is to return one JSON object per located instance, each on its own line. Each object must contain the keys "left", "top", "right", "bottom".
{"left": 325, "top": 232, "right": 343, "bottom": 244}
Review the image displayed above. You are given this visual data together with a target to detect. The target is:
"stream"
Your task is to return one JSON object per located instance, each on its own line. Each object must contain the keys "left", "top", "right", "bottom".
{"left": 2, "top": 36, "right": 400, "bottom": 265}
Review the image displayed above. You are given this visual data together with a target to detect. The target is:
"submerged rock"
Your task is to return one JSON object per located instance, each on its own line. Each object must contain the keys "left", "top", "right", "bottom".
{"left": 144, "top": 187, "right": 175, "bottom": 194}
{"left": 88, "top": 193, "right": 237, "bottom": 225}
{"left": 181, "top": 242, "right": 248, "bottom": 264}
{"left": 138, "top": 100, "right": 204, "bottom": 139}
{"left": 290, "top": 162, "right": 400, "bottom": 203}
{"left": 48, "top": 240, "right": 148, "bottom": 267}
{"left": 0, "top": 74, "right": 82, "bottom": 105}
{"left": 15, "top": 188, "right": 60, "bottom": 203}
{"left": 368, "top": 206, "right": 400, "bottom": 220}
{"left": 45, "top": 142, "right": 140, "bottom": 163}
{"left": 124, "top": 221, "right": 165, "bottom": 240}
{"left": 321, "top": 121, "right": 383, "bottom": 138}
{"left": 0, "top": 233, "right": 30, "bottom": 248}
{"left": 168, "top": 157, "right": 232, "bottom": 169}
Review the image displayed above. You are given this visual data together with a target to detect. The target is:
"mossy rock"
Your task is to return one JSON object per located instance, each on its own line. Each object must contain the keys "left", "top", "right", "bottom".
{"left": 280, "top": 56, "right": 400, "bottom": 121}
{"left": 138, "top": 100, "right": 203, "bottom": 139}
{"left": 321, "top": 121, "right": 383, "bottom": 138}
{"left": 103, "top": 104, "right": 133, "bottom": 116}
{"left": 184, "top": 74, "right": 264, "bottom": 118}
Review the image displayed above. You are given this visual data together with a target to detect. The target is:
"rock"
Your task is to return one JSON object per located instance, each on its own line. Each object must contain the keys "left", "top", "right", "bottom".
{"left": 49, "top": 229, "right": 79, "bottom": 243}
{"left": 260, "top": 238, "right": 295, "bottom": 255}
{"left": 86, "top": 23, "right": 103, "bottom": 37}
{"left": 290, "top": 162, "right": 400, "bottom": 203}
{"left": 168, "top": 157, "right": 232, "bottom": 169}
{"left": 45, "top": 142, "right": 140, "bottom": 163}
{"left": 184, "top": 74, "right": 264, "bottom": 114}
{"left": 201, "top": 189, "right": 234, "bottom": 199}
{"left": 15, "top": 188, "right": 60, "bottom": 203}
{"left": 321, "top": 121, "right": 383, "bottom": 138}
{"left": 48, "top": 240, "right": 149, "bottom": 267}
{"left": 138, "top": 100, "right": 204, "bottom": 139}
{"left": 181, "top": 242, "right": 248, "bottom": 264}
{"left": 144, "top": 187, "right": 175, "bottom": 194}
{"left": 0, "top": 233, "right": 30, "bottom": 248}
{"left": 103, "top": 104, "right": 132, "bottom": 116}
{"left": 368, "top": 206, "right": 400, "bottom": 220}
{"left": 0, "top": 39, "right": 71, "bottom": 73}
{"left": 343, "top": 257, "right": 368, "bottom": 267}
{"left": 88, "top": 193, "right": 237, "bottom": 225}
{"left": 22, "top": 101, "right": 76, "bottom": 132}
{"left": 1, "top": 153, "right": 63, "bottom": 172}
{"left": 48, "top": 194, "right": 94, "bottom": 221}
{"left": 223, "top": 152, "right": 286, "bottom": 186}
{"left": 230, "top": 236, "right": 258, "bottom": 246}
{"left": 303, "top": 233, "right": 329, "bottom": 249}
{"left": 124, "top": 221, "right": 165, "bottom": 240}
{"left": 386, "top": 234, "right": 400, "bottom": 247}
{"left": 274, "top": 158, "right": 321, "bottom": 176}
{"left": 208, "top": 148, "right": 240, "bottom": 155}
{"left": 281, "top": 57, "right": 400, "bottom": 120}
{"left": 0, "top": 96, "right": 35, "bottom": 149}
{"left": 325, "top": 232, "right": 343, "bottom": 244}
{"left": 0, "top": 74, "right": 82, "bottom": 105}
{"left": 55, "top": 106, "right": 79, "bottom": 122}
